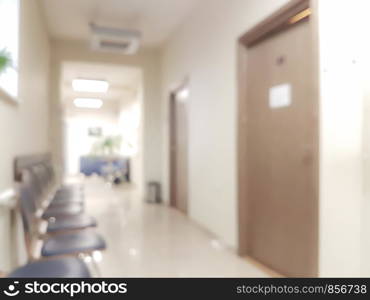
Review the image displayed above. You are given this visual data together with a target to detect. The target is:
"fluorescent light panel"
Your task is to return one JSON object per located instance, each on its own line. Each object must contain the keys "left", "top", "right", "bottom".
{"left": 72, "top": 79, "right": 109, "bottom": 93}
{"left": 74, "top": 98, "right": 103, "bottom": 109}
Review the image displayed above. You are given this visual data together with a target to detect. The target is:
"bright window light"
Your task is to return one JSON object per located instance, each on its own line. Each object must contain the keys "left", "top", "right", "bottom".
{"left": 74, "top": 98, "right": 103, "bottom": 109}
{"left": 72, "top": 79, "right": 109, "bottom": 93}
{"left": 0, "top": 0, "right": 20, "bottom": 99}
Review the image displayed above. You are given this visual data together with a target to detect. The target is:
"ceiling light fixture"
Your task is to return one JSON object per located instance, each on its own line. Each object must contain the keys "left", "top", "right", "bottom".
{"left": 74, "top": 98, "right": 103, "bottom": 109}
{"left": 72, "top": 79, "right": 109, "bottom": 93}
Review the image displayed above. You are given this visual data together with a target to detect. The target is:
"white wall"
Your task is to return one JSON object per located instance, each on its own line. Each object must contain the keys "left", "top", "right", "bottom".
{"left": 119, "top": 97, "right": 144, "bottom": 189}
{"left": 0, "top": 0, "right": 50, "bottom": 270}
{"left": 161, "top": 0, "right": 289, "bottom": 248}
{"left": 317, "top": 0, "right": 370, "bottom": 277}
{"left": 50, "top": 41, "right": 162, "bottom": 194}
{"left": 363, "top": 12, "right": 370, "bottom": 276}
{"left": 0, "top": 0, "right": 50, "bottom": 190}
{"left": 161, "top": 0, "right": 370, "bottom": 277}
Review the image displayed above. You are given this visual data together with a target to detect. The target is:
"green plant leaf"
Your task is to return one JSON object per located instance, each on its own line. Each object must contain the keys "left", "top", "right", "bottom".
{"left": 0, "top": 49, "right": 12, "bottom": 74}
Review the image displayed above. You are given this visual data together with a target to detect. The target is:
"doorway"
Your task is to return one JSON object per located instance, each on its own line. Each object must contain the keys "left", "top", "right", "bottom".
{"left": 238, "top": 0, "right": 319, "bottom": 277}
{"left": 61, "top": 62, "right": 144, "bottom": 189}
{"left": 169, "top": 86, "right": 189, "bottom": 214}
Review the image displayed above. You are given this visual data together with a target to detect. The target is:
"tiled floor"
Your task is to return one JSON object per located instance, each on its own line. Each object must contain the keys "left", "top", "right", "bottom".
{"left": 83, "top": 177, "right": 268, "bottom": 277}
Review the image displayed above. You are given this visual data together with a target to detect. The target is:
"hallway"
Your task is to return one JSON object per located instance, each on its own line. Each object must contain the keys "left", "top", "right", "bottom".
{"left": 83, "top": 177, "right": 268, "bottom": 277}
{"left": 2, "top": 0, "right": 370, "bottom": 280}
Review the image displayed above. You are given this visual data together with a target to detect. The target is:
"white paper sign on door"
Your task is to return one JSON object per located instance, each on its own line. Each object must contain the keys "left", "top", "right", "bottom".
{"left": 269, "top": 83, "right": 292, "bottom": 109}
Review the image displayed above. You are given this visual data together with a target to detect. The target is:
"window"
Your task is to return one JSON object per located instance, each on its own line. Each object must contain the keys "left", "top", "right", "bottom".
{"left": 0, "top": 0, "right": 20, "bottom": 99}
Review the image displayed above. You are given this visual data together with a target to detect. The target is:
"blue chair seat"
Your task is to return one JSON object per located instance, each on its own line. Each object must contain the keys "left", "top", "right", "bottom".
{"left": 50, "top": 194, "right": 84, "bottom": 206}
{"left": 8, "top": 257, "right": 91, "bottom": 278}
{"left": 41, "top": 231, "right": 106, "bottom": 257}
{"left": 55, "top": 188, "right": 83, "bottom": 197}
{"left": 47, "top": 215, "right": 97, "bottom": 233}
{"left": 42, "top": 203, "right": 83, "bottom": 219}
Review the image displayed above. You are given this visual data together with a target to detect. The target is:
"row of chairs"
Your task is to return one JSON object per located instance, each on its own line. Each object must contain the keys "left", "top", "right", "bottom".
{"left": 7, "top": 160, "right": 106, "bottom": 277}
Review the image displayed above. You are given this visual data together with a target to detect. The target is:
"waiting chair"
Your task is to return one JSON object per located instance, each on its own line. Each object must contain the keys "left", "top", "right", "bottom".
{"left": 26, "top": 165, "right": 97, "bottom": 233}
{"left": 8, "top": 257, "right": 91, "bottom": 278}
{"left": 31, "top": 164, "right": 84, "bottom": 208}
{"left": 19, "top": 169, "right": 106, "bottom": 259}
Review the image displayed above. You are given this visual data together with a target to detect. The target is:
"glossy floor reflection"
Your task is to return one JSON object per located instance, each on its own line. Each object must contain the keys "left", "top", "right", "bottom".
{"left": 83, "top": 177, "right": 268, "bottom": 277}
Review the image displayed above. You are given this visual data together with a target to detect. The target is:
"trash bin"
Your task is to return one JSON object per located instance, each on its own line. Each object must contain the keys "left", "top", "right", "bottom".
{"left": 147, "top": 182, "right": 161, "bottom": 203}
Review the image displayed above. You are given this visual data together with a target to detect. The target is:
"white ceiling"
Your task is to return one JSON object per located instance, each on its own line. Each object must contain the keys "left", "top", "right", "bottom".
{"left": 40, "top": 0, "right": 201, "bottom": 46}
{"left": 61, "top": 62, "right": 141, "bottom": 113}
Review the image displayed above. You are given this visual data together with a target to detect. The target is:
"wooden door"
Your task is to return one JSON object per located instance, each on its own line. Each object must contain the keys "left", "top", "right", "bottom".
{"left": 170, "top": 90, "right": 188, "bottom": 214}
{"left": 239, "top": 3, "right": 318, "bottom": 277}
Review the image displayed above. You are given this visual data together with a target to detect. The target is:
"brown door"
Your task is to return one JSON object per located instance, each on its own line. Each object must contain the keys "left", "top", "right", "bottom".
{"left": 242, "top": 16, "right": 318, "bottom": 276}
{"left": 170, "top": 89, "right": 188, "bottom": 214}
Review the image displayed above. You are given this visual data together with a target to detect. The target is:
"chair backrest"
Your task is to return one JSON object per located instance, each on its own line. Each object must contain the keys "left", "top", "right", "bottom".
{"left": 41, "top": 162, "right": 56, "bottom": 186}
{"left": 29, "top": 164, "right": 51, "bottom": 197}
{"left": 14, "top": 153, "right": 51, "bottom": 182}
{"left": 17, "top": 169, "right": 39, "bottom": 235}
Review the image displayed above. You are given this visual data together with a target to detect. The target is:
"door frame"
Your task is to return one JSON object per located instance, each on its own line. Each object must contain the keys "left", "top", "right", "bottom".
{"left": 169, "top": 81, "right": 189, "bottom": 213}
{"left": 237, "top": 0, "right": 320, "bottom": 266}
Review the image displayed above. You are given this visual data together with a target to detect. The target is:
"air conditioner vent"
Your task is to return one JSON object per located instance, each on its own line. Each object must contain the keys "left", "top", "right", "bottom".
{"left": 90, "top": 23, "right": 141, "bottom": 55}
{"left": 100, "top": 40, "right": 131, "bottom": 50}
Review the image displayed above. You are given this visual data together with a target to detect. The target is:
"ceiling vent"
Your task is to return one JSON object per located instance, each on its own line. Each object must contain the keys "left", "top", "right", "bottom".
{"left": 90, "top": 23, "right": 141, "bottom": 55}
